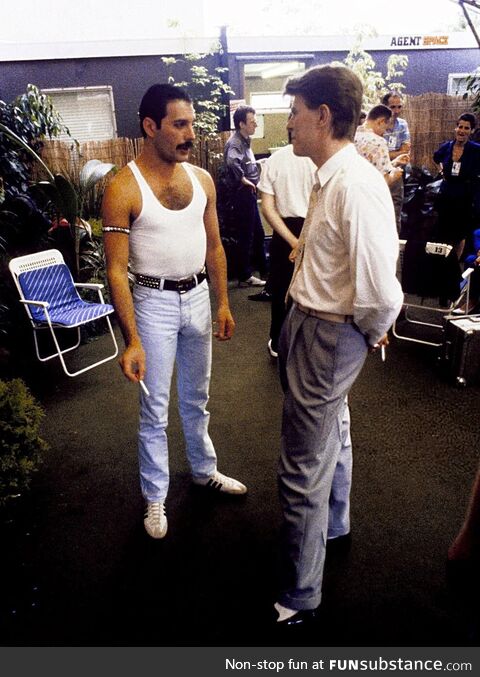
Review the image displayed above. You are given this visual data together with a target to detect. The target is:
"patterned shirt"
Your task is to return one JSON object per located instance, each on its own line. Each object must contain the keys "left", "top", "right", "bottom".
{"left": 354, "top": 126, "right": 394, "bottom": 176}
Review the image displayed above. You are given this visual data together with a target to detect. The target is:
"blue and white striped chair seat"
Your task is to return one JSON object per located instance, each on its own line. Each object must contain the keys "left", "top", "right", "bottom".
{"left": 19, "top": 263, "right": 114, "bottom": 326}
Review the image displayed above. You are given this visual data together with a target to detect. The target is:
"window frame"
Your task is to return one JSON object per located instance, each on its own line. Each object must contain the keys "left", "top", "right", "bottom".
{"left": 447, "top": 73, "right": 470, "bottom": 96}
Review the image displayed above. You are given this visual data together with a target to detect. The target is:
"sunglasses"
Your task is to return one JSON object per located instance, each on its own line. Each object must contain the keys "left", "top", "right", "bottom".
{"left": 389, "top": 105, "right": 403, "bottom": 109}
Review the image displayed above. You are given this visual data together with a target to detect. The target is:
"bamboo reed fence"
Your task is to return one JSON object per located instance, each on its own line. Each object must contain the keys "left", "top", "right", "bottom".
{"left": 35, "top": 132, "right": 230, "bottom": 217}
{"left": 35, "top": 94, "right": 476, "bottom": 210}
{"left": 402, "top": 93, "right": 476, "bottom": 173}
{"left": 37, "top": 133, "right": 230, "bottom": 186}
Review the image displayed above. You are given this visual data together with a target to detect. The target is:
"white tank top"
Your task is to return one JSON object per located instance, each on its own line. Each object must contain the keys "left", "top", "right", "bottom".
{"left": 128, "top": 161, "right": 207, "bottom": 279}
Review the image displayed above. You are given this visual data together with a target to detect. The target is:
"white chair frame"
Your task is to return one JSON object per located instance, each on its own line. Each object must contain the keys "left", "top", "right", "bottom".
{"left": 9, "top": 248, "right": 119, "bottom": 377}
{"left": 392, "top": 240, "right": 474, "bottom": 347}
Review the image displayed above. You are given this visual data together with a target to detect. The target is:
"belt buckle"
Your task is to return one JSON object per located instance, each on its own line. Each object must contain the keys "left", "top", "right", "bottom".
{"left": 177, "top": 278, "right": 191, "bottom": 294}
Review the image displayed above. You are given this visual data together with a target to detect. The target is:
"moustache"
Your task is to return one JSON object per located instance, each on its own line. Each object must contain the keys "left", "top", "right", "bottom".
{"left": 177, "top": 141, "right": 194, "bottom": 151}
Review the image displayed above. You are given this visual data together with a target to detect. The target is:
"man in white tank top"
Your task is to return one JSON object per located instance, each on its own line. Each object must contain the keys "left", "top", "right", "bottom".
{"left": 102, "top": 84, "right": 247, "bottom": 540}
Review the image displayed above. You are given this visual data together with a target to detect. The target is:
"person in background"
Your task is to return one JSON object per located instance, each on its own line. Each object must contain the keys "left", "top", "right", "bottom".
{"left": 382, "top": 91, "right": 411, "bottom": 232}
{"left": 257, "top": 141, "right": 316, "bottom": 357}
{"left": 358, "top": 110, "right": 367, "bottom": 126}
{"left": 447, "top": 460, "right": 480, "bottom": 641}
{"left": 449, "top": 462, "right": 480, "bottom": 566}
{"left": 354, "top": 104, "right": 409, "bottom": 186}
{"left": 273, "top": 65, "right": 403, "bottom": 631}
{"left": 433, "top": 113, "right": 480, "bottom": 260}
{"left": 223, "top": 105, "right": 267, "bottom": 288}
{"left": 102, "top": 83, "right": 246, "bottom": 540}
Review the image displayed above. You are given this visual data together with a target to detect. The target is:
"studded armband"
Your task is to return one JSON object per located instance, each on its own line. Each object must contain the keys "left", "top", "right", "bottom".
{"left": 102, "top": 226, "right": 131, "bottom": 235}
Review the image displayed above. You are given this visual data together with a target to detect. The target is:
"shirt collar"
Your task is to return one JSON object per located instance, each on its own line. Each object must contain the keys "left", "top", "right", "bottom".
{"left": 235, "top": 130, "right": 251, "bottom": 147}
{"left": 388, "top": 117, "right": 405, "bottom": 131}
{"left": 357, "top": 126, "right": 376, "bottom": 137}
{"left": 315, "top": 143, "right": 356, "bottom": 188}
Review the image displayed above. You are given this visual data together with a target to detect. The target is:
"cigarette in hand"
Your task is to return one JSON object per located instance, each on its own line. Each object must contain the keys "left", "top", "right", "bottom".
{"left": 381, "top": 345, "right": 386, "bottom": 362}
{"left": 139, "top": 380, "right": 150, "bottom": 397}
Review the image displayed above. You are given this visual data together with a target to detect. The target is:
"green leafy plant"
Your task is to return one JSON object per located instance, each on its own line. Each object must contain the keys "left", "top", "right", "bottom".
{"left": 161, "top": 43, "right": 234, "bottom": 138}
{"left": 0, "top": 84, "right": 70, "bottom": 201}
{"left": 341, "top": 34, "right": 409, "bottom": 110}
{"left": 0, "top": 378, "right": 49, "bottom": 508}
{"left": 0, "top": 120, "right": 78, "bottom": 261}
{"left": 0, "top": 126, "right": 115, "bottom": 275}
{"left": 1, "top": 84, "right": 115, "bottom": 272}
{"left": 464, "top": 67, "right": 480, "bottom": 114}
{"left": 30, "top": 158, "right": 115, "bottom": 275}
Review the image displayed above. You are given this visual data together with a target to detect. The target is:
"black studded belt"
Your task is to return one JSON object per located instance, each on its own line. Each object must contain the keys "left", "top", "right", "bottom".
{"left": 135, "top": 270, "right": 207, "bottom": 294}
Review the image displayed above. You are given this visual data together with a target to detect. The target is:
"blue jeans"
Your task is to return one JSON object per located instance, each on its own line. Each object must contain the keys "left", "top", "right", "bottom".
{"left": 133, "top": 280, "right": 217, "bottom": 502}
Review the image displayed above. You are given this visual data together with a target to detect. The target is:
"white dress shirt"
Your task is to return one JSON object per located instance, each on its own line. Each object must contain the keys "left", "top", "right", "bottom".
{"left": 290, "top": 144, "right": 403, "bottom": 345}
{"left": 258, "top": 144, "right": 316, "bottom": 218}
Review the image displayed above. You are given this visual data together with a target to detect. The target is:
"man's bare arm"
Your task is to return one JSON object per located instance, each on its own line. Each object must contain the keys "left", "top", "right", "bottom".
{"left": 102, "top": 172, "right": 146, "bottom": 381}
{"left": 385, "top": 167, "right": 403, "bottom": 186}
{"left": 389, "top": 140, "right": 411, "bottom": 161}
{"left": 260, "top": 191, "right": 299, "bottom": 250}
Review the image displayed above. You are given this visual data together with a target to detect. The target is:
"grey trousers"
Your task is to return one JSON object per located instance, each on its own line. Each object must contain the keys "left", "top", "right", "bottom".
{"left": 277, "top": 305, "right": 368, "bottom": 611}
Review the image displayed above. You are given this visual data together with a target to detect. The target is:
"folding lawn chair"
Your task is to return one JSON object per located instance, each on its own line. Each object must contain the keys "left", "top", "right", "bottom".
{"left": 392, "top": 239, "right": 474, "bottom": 347}
{"left": 9, "top": 248, "right": 118, "bottom": 376}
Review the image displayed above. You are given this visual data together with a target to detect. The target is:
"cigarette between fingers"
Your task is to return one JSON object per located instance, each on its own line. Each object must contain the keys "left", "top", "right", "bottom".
{"left": 139, "top": 380, "right": 150, "bottom": 397}
{"left": 381, "top": 345, "right": 386, "bottom": 362}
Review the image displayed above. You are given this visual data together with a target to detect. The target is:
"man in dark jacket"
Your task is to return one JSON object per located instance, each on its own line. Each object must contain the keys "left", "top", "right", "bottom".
{"left": 223, "top": 105, "right": 267, "bottom": 287}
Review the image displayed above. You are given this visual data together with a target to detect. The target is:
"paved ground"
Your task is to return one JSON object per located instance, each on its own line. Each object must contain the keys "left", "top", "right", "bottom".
{"left": 1, "top": 286, "right": 479, "bottom": 649}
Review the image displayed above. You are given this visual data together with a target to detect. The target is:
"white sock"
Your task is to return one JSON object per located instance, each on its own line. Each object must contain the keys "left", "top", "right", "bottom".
{"left": 274, "top": 602, "right": 297, "bottom": 622}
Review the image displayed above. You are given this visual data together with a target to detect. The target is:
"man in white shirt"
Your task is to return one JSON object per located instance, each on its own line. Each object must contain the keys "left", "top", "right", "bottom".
{"left": 274, "top": 65, "right": 403, "bottom": 631}
{"left": 257, "top": 143, "right": 316, "bottom": 357}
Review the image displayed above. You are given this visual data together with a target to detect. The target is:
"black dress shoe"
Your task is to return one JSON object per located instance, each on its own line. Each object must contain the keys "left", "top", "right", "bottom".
{"left": 276, "top": 607, "right": 320, "bottom": 628}
{"left": 326, "top": 532, "right": 352, "bottom": 555}
{"left": 248, "top": 290, "right": 272, "bottom": 301}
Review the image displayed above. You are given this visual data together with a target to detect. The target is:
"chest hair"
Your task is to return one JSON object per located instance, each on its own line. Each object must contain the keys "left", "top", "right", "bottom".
{"left": 151, "top": 171, "right": 193, "bottom": 211}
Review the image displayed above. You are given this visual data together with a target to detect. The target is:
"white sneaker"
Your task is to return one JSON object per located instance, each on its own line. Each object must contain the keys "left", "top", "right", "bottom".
{"left": 192, "top": 470, "right": 247, "bottom": 495}
{"left": 239, "top": 275, "right": 266, "bottom": 287}
{"left": 144, "top": 502, "right": 168, "bottom": 539}
{"left": 268, "top": 339, "right": 278, "bottom": 358}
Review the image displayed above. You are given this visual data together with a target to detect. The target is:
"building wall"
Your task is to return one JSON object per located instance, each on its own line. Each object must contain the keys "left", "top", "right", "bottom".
{"left": 1, "top": 40, "right": 479, "bottom": 140}
{"left": 0, "top": 53, "right": 219, "bottom": 138}
{"left": 228, "top": 47, "right": 480, "bottom": 100}
{"left": 230, "top": 43, "right": 480, "bottom": 152}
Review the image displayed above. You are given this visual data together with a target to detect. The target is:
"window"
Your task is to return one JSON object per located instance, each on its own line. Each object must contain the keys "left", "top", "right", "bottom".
{"left": 447, "top": 73, "right": 470, "bottom": 97}
{"left": 43, "top": 86, "right": 117, "bottom": 142}
{"left": 245, "top": 60, "right": 304, "bottom": 113}
{"left": 250, "top": 92, "right": 291, "bottom": 113}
